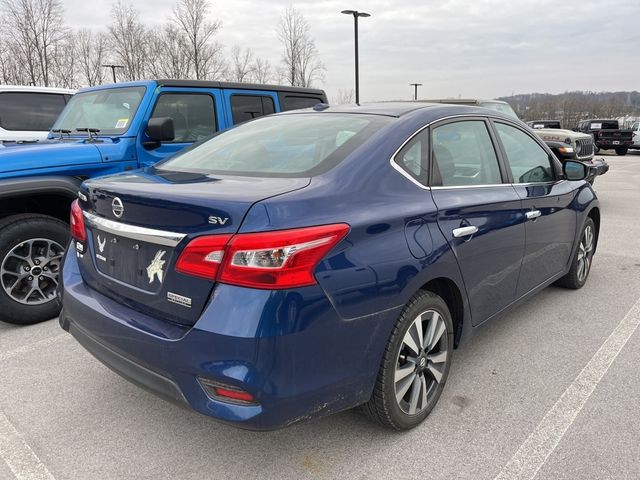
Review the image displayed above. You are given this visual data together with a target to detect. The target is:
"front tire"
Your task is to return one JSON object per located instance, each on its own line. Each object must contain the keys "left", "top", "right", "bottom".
{"left": 0, "top": 214, "right": 68, "bottom": 325}
{"left": 555, "top": 217, "right": 596, "bottom": 289}
{"left": 363, "top": 290, "right": 454, "bottom": 430}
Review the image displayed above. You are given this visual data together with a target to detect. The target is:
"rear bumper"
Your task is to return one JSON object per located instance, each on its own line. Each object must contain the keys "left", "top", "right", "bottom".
{"left": 60, "top": 251, "right": 397, "bottom": 430}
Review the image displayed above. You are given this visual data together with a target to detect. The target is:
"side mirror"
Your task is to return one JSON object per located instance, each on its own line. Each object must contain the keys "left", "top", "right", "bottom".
{"left": 146, "top": 117, "right": 175, "bottom": 145}
{"left": 563, "top": 160, "right": 588, "bottom": 181}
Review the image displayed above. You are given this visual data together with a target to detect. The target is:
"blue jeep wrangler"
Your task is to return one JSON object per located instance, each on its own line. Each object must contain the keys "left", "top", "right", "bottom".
{"left": 0, "top": 79, "right": 327, "bottom": 324}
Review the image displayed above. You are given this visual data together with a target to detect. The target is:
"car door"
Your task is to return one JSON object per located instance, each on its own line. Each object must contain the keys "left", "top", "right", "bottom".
{"left": 137, "top": 89, "right": 224, "bottom": 167}
{"left": 429, "top": 118, "right": 526, "bottom": 326}
{"left": 492, "top": 120, "right": 577, "bottom": 296}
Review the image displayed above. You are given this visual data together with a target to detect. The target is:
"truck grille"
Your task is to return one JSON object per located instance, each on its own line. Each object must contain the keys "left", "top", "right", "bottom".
{"left": 575, "top": 139, "right": 594, "bottom": 159}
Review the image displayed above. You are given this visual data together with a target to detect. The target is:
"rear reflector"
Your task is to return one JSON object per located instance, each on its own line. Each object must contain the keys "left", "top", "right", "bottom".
{"left": 198, "top": 378, "right": 256, "bottom": 405}
{"left": 70, "top": 199, "right": 86, "bottom": 242}
{"left": 175, "top": 223, "right": 350, "bottom": 289}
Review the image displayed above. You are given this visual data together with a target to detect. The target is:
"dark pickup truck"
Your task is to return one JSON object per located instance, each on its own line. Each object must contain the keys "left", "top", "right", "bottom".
{"left": 575, "top": 119, "right": 633, "bottom": 155}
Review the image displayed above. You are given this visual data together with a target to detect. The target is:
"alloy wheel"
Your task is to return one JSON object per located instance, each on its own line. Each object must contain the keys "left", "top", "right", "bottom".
{"left": 394, "top": 309, "right": 449, "bottom": 415}
{"left": 1, "top": 238, "right": 64, "bottom": 305}
{"left": 577, "top": 225, "right": 594, "bottom": 283}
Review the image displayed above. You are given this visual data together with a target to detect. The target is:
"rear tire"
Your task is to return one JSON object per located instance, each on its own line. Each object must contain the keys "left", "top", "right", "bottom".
{"left": 363, "top": 290, "right": 454, "bottom": 430}
{"left": 555, "top": 218, "right": 596, "bottom": 290}
{"left": 615, "top": 147, "right": 628, "bottom": 156}
{"left": 0, "top": 214, "right": 68, "bottom": 325}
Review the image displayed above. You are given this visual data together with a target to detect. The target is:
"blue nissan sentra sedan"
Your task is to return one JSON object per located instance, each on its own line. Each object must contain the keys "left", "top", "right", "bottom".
{"left": 60, "top": 103, "right": 599, "bottom": 430}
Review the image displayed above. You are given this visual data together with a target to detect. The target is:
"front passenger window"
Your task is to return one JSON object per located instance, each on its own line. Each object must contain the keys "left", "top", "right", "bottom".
{"left": 495, "top": 123, "right": 554, "bottom": 183}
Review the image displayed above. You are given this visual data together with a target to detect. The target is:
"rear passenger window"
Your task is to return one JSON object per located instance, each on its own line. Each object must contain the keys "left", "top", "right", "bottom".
{"left": 150, "top": 93, "right": 217, "bottom": 143}
{"left": 394, "top": 130, "right": 429, "bottom": 184}
{"left": 0, "top": 92, "right": 66, "bottom": 131}
{"left": 230, "top": 95, "right": 275, "bottom": 124}
{"left": 494, "top": 122, "right": 554, "bottom": 183}
{"left": 431, "top": 121, "right": 502, "bottom": 187}
{"left": 281, "top": 96, "right": 323, "bottom": 111}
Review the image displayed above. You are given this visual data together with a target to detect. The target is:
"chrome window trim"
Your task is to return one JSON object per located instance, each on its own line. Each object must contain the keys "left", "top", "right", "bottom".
{"left": 83, "top": 211, "right": 186, "bottom": 247}
{"left": 430, "top": 183, "right": 513, "bottom": 190}
{"left": 389, "top": 113, "right": 520, "bottom": 190}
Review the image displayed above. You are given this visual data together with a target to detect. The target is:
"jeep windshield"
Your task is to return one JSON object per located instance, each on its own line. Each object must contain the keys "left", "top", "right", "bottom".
{"left": 156, "top": 113, "right": 392, "bottom": 178}
{"left": 51, "top": 86, "right": 146, "bottom": 136}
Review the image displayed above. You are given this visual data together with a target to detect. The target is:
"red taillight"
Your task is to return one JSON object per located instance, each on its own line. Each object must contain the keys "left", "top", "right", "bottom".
{"left": 175, "top": 223, "right": 350, "bottom": 289}
{"left": 175, "top": 234, "right": 232, "bottom": 279}
{"left": 70, "top": 199, "right": 86, "bottom": 242}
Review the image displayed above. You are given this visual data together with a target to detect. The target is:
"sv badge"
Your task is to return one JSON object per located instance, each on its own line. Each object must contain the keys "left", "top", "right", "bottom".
{"left": 208, "top": 216, "right": 229, "bottom": 225}
{"left": 146, "top": 250, "right": 166, "bottom": 284}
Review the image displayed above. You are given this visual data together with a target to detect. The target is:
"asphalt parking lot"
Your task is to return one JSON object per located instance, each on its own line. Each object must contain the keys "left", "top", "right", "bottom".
{"left": 1, "top": 152, "right": 639, "bottom": 480}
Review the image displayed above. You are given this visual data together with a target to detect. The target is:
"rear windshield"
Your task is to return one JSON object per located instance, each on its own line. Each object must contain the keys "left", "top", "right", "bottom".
{"left": 156, "top": 113, "right": 391, "bottom": 177}
{"left": 590, "top": 121, "right": 619, "bottom": 130}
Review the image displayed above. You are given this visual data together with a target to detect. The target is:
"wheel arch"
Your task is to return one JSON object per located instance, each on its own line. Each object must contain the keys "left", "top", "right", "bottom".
{"left": 419, "top": 277, "right": 465, "bottom": 347}
{"left": 0, "top": 177, "right": 81, "bottom": 224}
{"left": 587, "top": 206, "right": 600, "bottom": 251}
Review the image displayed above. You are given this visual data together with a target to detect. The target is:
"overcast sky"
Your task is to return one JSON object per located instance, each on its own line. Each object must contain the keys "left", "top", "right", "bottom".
{"left": 63, "top": 0, "right": 639, "bottom": 102}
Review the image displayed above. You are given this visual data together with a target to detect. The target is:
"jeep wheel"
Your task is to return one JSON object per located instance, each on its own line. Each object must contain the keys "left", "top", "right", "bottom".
{"left": 615, "top": 147, "right": 628, "bottom": 156}
{"left": 0, "top": 215, "right": 68, "bottom": 325}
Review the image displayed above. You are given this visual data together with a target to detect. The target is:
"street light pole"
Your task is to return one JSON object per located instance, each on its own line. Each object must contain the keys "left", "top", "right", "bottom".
{"left": 341, "top": 10, "right": 370, "bottom": 105}
{"left": 410, "top": 83, "right": 423, "bottom": 100}
{"left": 102, "top": 64, "right": 124, "bottom": 83}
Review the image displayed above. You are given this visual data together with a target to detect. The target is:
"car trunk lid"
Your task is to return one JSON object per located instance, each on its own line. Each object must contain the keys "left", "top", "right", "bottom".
{"left": 76, "top": 169, "right": 310, "bottom": 326}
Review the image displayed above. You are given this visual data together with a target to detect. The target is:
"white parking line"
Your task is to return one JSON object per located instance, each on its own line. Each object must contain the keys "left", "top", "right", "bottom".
{"left": 0, "top": 334, "right": 69, "bottom": 363}
{"left": 494, "top": 295, "right": 640, "bottom": 480}
{"left": 0, "top": 410, "right": 56, "bottom": 480}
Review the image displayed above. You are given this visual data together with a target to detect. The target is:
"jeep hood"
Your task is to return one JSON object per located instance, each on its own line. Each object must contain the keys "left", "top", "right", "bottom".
{"left": 0, "top": 139, "right": 102, "bottom": 174}
{"left": 534, "top": 129, "right": 591, "bottom": 142}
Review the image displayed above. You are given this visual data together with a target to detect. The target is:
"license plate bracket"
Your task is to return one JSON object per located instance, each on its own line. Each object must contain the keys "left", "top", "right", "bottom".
{"left": 92, "top": 230, "right": 171, "bottom": 291}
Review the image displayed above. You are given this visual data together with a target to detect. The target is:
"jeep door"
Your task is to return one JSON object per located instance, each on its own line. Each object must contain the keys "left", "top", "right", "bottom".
{"left": 492, "top": 120, "right": 577, "bottom": 296}
{"left": 429, "top": 118, "right": 526, "bottom": 326}
{"left": 137, "top": 88, "right": 225, "bottom": 167}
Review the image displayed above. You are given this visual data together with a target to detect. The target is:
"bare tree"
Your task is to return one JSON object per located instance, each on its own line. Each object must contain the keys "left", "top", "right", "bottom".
{"left": 76, "top": 29, "right": 106, "bottom": 86}
{"left": 147, "top": 24, "right": 191, "bottom": 79}
{"left": 276, "top": 7, "right": 325, "bottom": 87}
{"left": 229, "top": 46, "right": 254, "bottom": 83}
{"left": 252, "top": 57, "right": 273, "bottom": 84}
{"left": 334, "top": 88, "right": 354, "bottom": 104}
{"left": 49, "top": 34, "right": 77, "bottom": 88}
{"left": 108, "top": 1, "right": 148, "bottom": 81}
{"left": 172, "top": 0, "right": 225, "bottom": 80}
{"left": 1, "top": 0, "right": 69, "bottom": 86}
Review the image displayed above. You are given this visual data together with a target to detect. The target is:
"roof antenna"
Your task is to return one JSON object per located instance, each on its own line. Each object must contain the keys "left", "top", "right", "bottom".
{"left": 313, "top": 103, "right": 330, "bottom": 111}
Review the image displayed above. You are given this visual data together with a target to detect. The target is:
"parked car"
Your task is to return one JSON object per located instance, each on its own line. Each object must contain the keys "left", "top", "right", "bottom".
{"left": 574, "top": 119, "right": 633, "bottom": 155}
{"left": 526, "top": 119, "right": 607, "bottom": 184}
{"left": 0, "top": 85, "right": 75, "bottom": 143}
{"left": 0, "top": 79, "right": 327, "bottom": 325}
{"left": 527, "top": 120, "right": 562, "bottom": 129}
{"left": 60, "top": 103, "right": 599, "bottom": 431}
{"left": 630, "top": 121, "right": 640, "bottom": 150}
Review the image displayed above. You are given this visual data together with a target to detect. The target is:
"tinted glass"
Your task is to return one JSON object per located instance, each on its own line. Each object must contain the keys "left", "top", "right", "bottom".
{"left": 0, "top": 92, "right": 66, "bottom": 131}
{"left": 395, "top": 130, "right": 428, "bottom": 184}
{"left": 151, "top": 93, "right": 216, "bottom": 143}
{"left": 431, "top": 121, "right": 502, "bottom": 186}
{"left": 53, "top": 87, "right": 145, "bottom": 135}
{"left": 495, "top": 122, "right": 554, "bottom": 183}
{"left": 158, "top": 113, "right": 391, "bottom": 177}
{"left": 282, "top": 96, "right": 323, "bottom": 111}
{"left": 231, "top": 95, "right": 275, "bottom": 124}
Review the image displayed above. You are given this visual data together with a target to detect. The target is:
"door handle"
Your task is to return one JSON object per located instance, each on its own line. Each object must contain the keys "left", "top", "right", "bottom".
{"left": 526, "top": 210, "right": 542, "bottom": 220}
{"left": 452, "top": 226, "right": 478, "bottom": 238}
